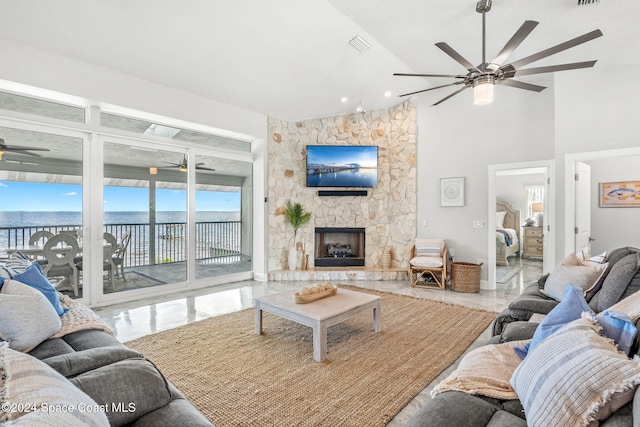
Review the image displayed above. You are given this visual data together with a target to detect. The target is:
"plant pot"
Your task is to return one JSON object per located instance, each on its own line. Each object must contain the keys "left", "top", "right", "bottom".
{"left": 288, "top": 246, "right": 298, "bottom": 270}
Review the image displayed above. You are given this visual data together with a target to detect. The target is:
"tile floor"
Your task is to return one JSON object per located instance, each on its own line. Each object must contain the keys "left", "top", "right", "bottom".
{"left": 93, "top": 257, "right": 542, "bottom": 425}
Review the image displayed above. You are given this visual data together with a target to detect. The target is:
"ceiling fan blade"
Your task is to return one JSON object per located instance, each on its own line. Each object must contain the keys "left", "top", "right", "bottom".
{"left": 394, "top": 73, "right": 466, "bottom": 79}
{"left": 497, "top": 79, "right": 547, "bottom": 92}
{"left": 432, "top": 86, "right": 469, "bottom": 106}
{"left": 487, "top": 21, "right": 539, "bottom": 70}
{"left": 508, "top": 29, "right": 603, "bottom": 70}
{"left": 435, "top": 42, "right": 480, "bottom": 73}
{"left": 196, "top": 166, "right": 216, "bottom": 171}
{"left": 399, "top": 81, "right": 465, "bottom": 97}
{"left": 2, "top": 145, "right": 50, "bottom": 152}
{"left": 513, "top": 60, "right": 597, "bottom": 77}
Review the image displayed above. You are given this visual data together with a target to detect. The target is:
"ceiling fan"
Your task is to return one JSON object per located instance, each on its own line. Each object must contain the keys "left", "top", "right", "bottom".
{"left": 394, "top": 0, "right": 603, "bottom": 106}
{"left": 0, "top": 138, "right": 50, "bottom": 160}
{"left": 157, "top": 155, "right": 216, "bottom": 172}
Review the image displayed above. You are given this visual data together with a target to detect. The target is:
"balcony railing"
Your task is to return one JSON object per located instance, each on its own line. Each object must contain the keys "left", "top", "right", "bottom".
{"left": 0, "top": 221, "right": 241, "bottom": 268}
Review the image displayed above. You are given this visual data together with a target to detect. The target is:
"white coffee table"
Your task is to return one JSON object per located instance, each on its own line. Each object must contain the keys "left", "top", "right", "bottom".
{"left": 254, "top": 288, "right": 382, "bottom": 362}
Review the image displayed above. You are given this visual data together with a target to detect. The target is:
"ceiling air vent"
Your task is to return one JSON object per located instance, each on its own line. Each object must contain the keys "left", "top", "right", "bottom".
{"left": 577, "top": 0, "right": 600, "bottom": 5}
{"left": 348, "top": 35, "right": 370, "bottom": 53}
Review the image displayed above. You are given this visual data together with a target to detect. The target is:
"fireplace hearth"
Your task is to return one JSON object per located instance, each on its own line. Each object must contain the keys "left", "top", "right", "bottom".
{"left": 314, "top": 227, "right": 365, "bottom": 267}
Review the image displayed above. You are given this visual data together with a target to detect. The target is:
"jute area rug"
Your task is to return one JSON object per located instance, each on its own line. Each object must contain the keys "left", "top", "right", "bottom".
{"left": 126, "top": 286, "right": 495, "bottom": 426}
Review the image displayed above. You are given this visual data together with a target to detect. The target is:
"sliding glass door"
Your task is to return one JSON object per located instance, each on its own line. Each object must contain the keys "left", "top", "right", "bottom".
{"left": 0, "top": 124, "right": 86, "bottom": 299}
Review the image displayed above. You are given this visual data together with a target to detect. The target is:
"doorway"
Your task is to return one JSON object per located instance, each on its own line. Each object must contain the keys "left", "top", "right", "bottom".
{"left": 565, "top": 147, "right": 640, "bottom": 257}
{"left": 488, "top": 160, "right": 554, "bottom": 290}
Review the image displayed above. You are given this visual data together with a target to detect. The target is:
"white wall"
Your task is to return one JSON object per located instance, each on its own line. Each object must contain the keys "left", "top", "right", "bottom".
{"left": 496, "top": 172, "right": 546, "bottom": 218}
{"left": 416, "top": 79, "right": 555, "bottom": 279}
{"left": 554, "top": 65, "right": 640, "bottom": 262}
{"left": 588, "top": 155, "right": 640, "bottom": 254}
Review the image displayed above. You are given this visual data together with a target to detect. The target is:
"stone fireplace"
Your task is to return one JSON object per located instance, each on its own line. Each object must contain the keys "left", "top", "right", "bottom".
{"left": 266, "top": 98, "right": 417, "bottom": 280}
{"left": 314, "top": 227, "right": 365, "bottom": 267}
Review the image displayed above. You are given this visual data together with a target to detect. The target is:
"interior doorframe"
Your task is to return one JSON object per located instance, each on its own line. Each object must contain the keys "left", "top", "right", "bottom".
{"left": 564, "top": 146, "right": 640, "bottom": 256}
{"left": 488, "top": 159, "right": 555, "bottom": 290}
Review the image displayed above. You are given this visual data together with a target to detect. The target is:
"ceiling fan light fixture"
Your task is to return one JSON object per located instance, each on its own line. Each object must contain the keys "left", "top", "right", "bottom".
{"left": 473, "top": 76, "right": 495, "bottom": 105}
{"left": 0, "top": 149, "right": 4, "bottom": 160}
{"left": 149, "top": 167, "right": 157, "bottom": 175}
{"left": 180, "top": 165, "right": 188, "bottom": 172}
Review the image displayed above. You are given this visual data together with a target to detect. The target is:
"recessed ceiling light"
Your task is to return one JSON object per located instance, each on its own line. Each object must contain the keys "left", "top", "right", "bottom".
{"left": 384, "top": 91, "right": 393, "bottom": 98}
{"left": 340, "top": 97, "right": 349, "bottom": 103}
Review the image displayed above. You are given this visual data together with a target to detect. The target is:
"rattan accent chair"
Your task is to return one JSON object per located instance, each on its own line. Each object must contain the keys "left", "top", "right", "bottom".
{"left": 408, "top": 238, "right": 448, "bottom": 290}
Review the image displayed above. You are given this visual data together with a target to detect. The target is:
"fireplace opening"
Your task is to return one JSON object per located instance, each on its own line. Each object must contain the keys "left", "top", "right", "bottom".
{"left": 314, "top": 227, "right": 365, "bottom": 267}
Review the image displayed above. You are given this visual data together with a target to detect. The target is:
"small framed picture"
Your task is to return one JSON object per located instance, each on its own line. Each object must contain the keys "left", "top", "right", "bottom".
{"left": 441, "top": 177, "right": 464, "bottom": 207}
{"left": 600, "top": 181, "right": 640, "bottom": 207}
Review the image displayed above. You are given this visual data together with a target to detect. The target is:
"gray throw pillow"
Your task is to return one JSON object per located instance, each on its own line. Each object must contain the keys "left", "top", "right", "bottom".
{"left": 589, "top": 253, "right": 640, "bottom": 313}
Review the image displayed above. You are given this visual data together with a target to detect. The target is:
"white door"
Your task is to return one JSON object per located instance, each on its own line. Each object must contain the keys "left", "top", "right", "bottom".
{"left": 575, "top": 161, "right": 592, "bottom": 254}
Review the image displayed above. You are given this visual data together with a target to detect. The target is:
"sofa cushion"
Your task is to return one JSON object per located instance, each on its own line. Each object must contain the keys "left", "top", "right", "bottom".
{"left": 496, "top": 321, "right": 539, "bottom": 343}
{"left": 511, "top": 316, "right": 640, "bottom": 427}
{"left": 29, "top": 329, "right": 127, "bottom": 361}
{"left": 507, "top": 283, "right": 558, "bottom": 320}
{"left": 404, "top": 391, "right": 502, "bottom": 427}
{"left": 0, "top": 279, "right": 62, "bottom": 352}
{"left": 70, "top": 357, "right": 173, "bottom": 427}
{"left": 0, "top": 342, "right": 110, "bottom": 427}
{"left": 130, "top": 390, "right": 213, "bottom": 427}
{"left": 589, "top": 253, "right": 640, "bottom": 313}
{"left": 43, "top": 346, "right": 143, "bottom": 378}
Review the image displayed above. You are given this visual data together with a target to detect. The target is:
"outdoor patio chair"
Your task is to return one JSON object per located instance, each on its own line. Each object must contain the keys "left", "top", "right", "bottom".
{"left": 29, "top": 230, "right": 54, "bottom": 245}
{"left": 28, "top": 230, "right": 54, "bottom": 263}
{"left": 408, "top": 238, "right": 448, "bottom": 290}
{"left": 43, "top": 233, "right": 80, "bottom": 296}
{"left": 112, "top": 230, "right": 131, "bottom": 281}
{"left": 77, "top": 232, "right": 118, "bottom": 290}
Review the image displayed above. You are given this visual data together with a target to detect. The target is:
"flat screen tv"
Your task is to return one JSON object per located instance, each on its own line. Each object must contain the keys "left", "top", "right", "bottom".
{"left": 306, "top": 145, "right": 378, "bottom": 188}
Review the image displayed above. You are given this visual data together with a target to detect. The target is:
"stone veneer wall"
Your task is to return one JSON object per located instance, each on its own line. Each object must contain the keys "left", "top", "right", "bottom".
{"left": 267, "top": 99, "right": 417, "bottom": 276}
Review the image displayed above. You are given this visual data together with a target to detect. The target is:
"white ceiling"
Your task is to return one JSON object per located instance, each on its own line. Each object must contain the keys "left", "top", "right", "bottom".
{"left": 0, "top": 0, "right": 638, "bottom": 121}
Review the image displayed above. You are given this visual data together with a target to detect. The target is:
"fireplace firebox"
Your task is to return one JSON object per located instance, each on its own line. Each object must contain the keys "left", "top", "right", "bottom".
{"left": 314, "top": 227, "right": 365, "bottom": 267}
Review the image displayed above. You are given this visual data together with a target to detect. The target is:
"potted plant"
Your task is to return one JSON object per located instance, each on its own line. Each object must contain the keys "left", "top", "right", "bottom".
{"left": 284, "top": 200, "right": 311, "bottom": 270}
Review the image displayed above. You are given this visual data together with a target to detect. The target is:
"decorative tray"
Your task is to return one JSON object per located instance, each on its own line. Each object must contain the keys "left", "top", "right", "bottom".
{"left": 293, "top": 287, "right": 337, "bottom": 304}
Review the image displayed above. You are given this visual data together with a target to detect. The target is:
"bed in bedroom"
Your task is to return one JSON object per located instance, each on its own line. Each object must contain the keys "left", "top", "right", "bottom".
{"left": 496, "top": 198, "right": 521, "bottom": 267}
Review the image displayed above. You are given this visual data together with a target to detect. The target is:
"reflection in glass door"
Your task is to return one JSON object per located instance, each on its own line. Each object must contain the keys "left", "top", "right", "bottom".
{"left": 103, "top": 142, "right": 187, "bottom": 294}
{"left": 194, "top": 154, "right": 252, "bottom": 281}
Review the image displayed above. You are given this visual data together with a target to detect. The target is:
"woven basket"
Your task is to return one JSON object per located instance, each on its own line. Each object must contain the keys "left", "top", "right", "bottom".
{"left": 450, "top": 262, "right": 483, "bottom": 293}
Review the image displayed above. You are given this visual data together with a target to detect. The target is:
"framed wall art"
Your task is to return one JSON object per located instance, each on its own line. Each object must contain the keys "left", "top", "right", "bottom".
{"left": 600, "top": 181, "right": 640, "bottom": 207}
{"left": 441, "top": 177, "right": 465, "bottom": 207}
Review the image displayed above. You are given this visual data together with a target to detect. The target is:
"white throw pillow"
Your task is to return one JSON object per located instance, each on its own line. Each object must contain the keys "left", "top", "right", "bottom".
{"left": 0, "top": 342, "right": 110, "bottom": 426}
{"left": 511, "top": 315, "right": 640, "bottom": 427}
{"left": 414, "top": 238, "right": 444, "bottom": 257}
{"left": 543, "top": 261, "right": 608, "bottom": 302}
{"left": 0, "top": 279, "right": 62, "bottom": 352}
{"left": 496, "top": 211, "right": 507, "bottom": 228}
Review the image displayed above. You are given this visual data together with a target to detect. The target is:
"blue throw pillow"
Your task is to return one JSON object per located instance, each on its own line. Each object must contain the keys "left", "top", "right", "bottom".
{"left": 595, "top": 310, "right": 637, "bottom": 356}
{"left": 515, "top": 284, "right": 592, "bottom": 359}
{"left": 13, "top": 263, "right": 67, "bottom": 316}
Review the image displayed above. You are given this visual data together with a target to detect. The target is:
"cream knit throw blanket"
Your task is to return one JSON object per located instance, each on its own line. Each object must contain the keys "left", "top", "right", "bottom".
{"left": 50, "top": 294, "right": 114, "bottom": 339}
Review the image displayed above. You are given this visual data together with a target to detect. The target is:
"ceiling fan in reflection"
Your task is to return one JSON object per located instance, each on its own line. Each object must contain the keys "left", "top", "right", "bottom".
{"left": 0, "top": 138, "right": 50, "bottom": 160}
{"left": 155, "top": 155, "right": 216, "bottom": 173}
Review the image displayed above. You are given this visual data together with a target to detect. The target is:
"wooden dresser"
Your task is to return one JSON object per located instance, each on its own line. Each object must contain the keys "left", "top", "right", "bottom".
{"left": 522, "top": 226, "right": 544, "bottom": 259}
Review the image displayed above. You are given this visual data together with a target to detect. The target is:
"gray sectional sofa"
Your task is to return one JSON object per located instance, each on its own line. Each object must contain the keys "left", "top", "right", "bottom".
{"left": 0, "top": 258, "right": 212, "bottom": 426}
{"left": 29, "top": 328, "right": 213, "bottom": 426}
{"left": 406, "top": 246, "right": 640, "bottom": 427}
